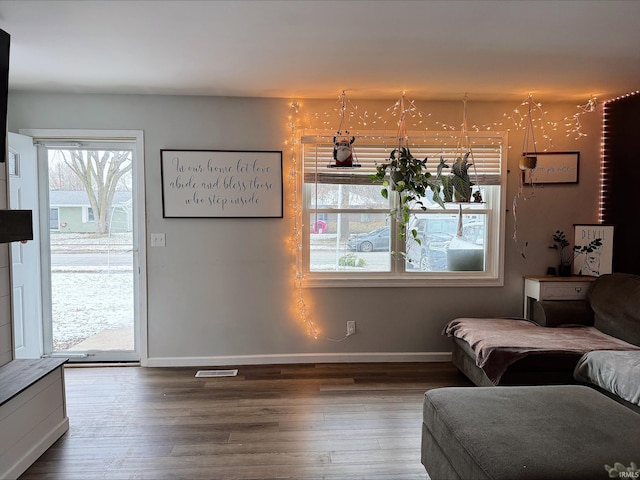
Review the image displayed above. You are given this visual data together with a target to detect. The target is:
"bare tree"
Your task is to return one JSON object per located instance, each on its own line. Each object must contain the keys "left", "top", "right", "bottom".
{"left": 62, "top": 149, "right": 132, "bottom": 234}
{"left": 49, "top": 159, "right": 84, "bottom": 191}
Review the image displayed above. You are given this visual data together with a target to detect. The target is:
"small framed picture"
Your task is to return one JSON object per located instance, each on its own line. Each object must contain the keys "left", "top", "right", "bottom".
{"left": 523, "top": 151, "right": 579, "bottom": 184}
{"left": 573, "top": 224, "right": 614, "bottom": 276}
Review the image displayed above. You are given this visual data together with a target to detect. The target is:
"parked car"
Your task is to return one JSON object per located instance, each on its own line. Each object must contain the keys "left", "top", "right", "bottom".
{"left": 347, "top": 226, "right": 390, "bottom": 252}
{"left": 407, "top": 218, "right": 485, "bottom": 271}
{"left": 406, "top": 216, "right": 458, "bottom": 271}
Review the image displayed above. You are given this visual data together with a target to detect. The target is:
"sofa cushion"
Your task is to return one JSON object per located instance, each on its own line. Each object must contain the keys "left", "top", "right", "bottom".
{"left": 574, "top": 350, "right": 640, "bottom": 407}
{"left": 532, "top": 300, "right": 594, "bottom": 327}
{"left": 588, "top": 273, "right": 640, "bottom": 346}
{"left": 422, "top": 385, "right": 640, "bottom": 480}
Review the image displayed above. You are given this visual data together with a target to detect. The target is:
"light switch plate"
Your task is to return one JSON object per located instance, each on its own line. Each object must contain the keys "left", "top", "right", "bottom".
{"left": 150, "top": 233, "right": 166, "bottom": 247}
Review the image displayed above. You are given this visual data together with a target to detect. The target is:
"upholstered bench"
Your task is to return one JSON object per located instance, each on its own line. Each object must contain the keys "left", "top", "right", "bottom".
{"left": 421, "top": 385, "right": 640, "bottom": 479}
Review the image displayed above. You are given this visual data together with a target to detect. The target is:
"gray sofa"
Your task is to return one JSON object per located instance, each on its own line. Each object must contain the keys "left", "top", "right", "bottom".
{"left": 445, "top": 272, "right": 640, "bottom": 386}
{"left": 421, "top": 384, "right": 640, "bottom": 479}
{"left": 421, "top": 273, "right": 640, "bottom": 479}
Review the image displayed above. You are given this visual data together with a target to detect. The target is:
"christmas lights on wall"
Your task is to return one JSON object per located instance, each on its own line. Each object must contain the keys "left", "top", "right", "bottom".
{"left": 286, "top": 91, "right": 600, "bottom": 338}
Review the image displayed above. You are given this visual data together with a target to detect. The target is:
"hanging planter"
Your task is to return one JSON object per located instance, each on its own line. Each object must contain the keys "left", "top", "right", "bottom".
{"left": 520, "top": 95, "right": 538, "bottom": 171}
{"left": 437, "top": 95, "right": 482, "bottom": 204}
{"left": 371, "top": 146, "right": 444, "bottom": 242}
{"left": 437, "top": 152, "right": 474, "bottom": 203}
{"left": 329, "top": 134, "right": 360, "bottom": 168}
{"left": 519, "top": 154, "right": 537, "bottom": 170}
{"left": 327, "top": 91, "right": 360, "bottom": 169}
{"left": 513, "top": 94, "right": 540, "bottom": 257}
{"left": 370, "top": 94, "right": 444, "bottom": 245}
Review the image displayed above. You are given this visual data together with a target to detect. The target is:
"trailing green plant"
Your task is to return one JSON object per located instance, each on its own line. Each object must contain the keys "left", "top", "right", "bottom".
{"left": 370, "top": 147, "right": 444, "bottom": 246}
{"left": 437, "top": 152, "right": 474, "bottom": 203}
{"left": 550, "top": 230, "right": 602, "bottom": 266}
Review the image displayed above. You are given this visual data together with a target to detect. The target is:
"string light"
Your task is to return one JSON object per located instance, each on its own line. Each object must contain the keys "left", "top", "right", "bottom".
{"left": 467, "top": 93, "right": 600, "bottom": 149}
{"left": 287, "top": 100, "right": 320, "bottom": 339}
{"left": 286, "top": 91, "right": 598, "bottom": 337}
{"left": 603, "top": 89, "right": 640, "bottom": 104}
{"left": 599, "top": 89, "right": 639, "bottom": 223}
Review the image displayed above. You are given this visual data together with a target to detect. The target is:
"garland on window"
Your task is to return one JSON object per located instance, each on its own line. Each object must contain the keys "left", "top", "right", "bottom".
{"left": 286, "top": 93, "right": 598, "bottom": 337}
{"left": 287, "top": 100, "right": 319, "bottom": 339}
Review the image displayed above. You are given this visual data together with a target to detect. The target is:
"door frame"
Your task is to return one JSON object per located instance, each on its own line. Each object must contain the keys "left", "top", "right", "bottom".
{"left": 19, "top": 129, "right": 148, "bottom": 364}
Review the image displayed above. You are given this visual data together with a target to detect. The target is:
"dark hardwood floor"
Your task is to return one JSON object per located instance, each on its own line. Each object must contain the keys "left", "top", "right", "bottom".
{"left": 20, "top": 362, "right": 471, "bottom": 480}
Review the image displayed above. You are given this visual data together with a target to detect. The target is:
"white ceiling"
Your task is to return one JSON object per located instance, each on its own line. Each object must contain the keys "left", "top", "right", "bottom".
{"left": 1, "top": 0, "right": 639, "bottom": 102}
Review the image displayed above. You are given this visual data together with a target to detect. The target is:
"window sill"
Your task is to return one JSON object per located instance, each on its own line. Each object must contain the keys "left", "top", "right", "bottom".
{"left": 302, "top": 273, "right": 504, "bottom": 288}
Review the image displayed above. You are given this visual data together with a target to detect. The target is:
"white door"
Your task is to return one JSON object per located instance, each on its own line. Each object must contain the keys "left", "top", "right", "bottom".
{"left": 43, "top": 142, "right": 140, "bottom": 361}
{"left": 15, "top": 129, "right": 147, "bottom": 364}
{"left": 8, "top": 132, "right": 43, "bottom": 359}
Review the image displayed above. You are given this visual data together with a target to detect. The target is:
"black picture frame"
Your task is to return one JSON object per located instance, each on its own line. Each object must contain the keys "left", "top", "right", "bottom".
{"left": 523, "top": 151, "right": 580, "bottom": 184}
{"left": 160, "top": 149, "right": 283, "bottom": 218}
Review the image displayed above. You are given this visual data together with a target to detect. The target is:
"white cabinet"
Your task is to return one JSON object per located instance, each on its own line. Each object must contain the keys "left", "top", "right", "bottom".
{"left": 0, "top": 359, "right": 68, "bottom": 480}
{"left": 523, "top": 275, "right": 596, "bottom": 319}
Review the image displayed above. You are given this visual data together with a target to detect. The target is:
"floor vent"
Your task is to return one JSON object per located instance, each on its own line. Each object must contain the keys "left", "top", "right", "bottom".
{"left": 195, "top": 369, "right": 238, "bottom": 378}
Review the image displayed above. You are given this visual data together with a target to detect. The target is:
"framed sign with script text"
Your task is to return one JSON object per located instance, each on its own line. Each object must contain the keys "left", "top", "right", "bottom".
{"left": 523, "top": 151, "right": 579, "bottom": 184}
{"left": 160, "top": 149, "right": 283, "bottom": 218}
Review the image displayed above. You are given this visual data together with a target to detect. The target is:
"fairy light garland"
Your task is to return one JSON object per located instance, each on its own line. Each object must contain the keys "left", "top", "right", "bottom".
{"left": 427, "top": 94, "right": 599, "bottom": 150}
{"left": 287, "top": 100, "right": 319, "bottom": 339}
{"left": 599, "top": 89, "right": 640, "bottom": 223}
{"left": 286, "top": 92, "right": 598, "bottom": 338}
{"left": 565, "top": 96, "right": 597, "bottom": 140}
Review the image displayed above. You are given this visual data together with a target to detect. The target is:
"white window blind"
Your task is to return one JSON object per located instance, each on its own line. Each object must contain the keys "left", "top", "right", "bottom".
{"left": 302, "top": 134, "right": 503, "bottom": 186}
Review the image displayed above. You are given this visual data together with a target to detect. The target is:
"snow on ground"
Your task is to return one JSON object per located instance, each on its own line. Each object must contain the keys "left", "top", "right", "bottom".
{"left": 50, "top": 232, "right": 134, "bottom": 351}
{"left": 52, "top": 271, "right": 133, "bottom": 351}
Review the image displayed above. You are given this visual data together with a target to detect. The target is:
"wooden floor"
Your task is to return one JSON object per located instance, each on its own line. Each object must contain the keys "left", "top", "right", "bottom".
{"left": 20, "top": 362, "right": 471, "bottom": 480}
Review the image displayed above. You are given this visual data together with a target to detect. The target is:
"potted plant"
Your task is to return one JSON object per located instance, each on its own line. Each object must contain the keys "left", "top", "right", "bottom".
{"left": 370, "top": 147, "right": 444, "bottom": 247}
{"left": 520, "top": 154, "right": 537, "bottom": 170}
{"left": 550, "top": 230, "right": 602, "bottom": 276}
{"left": 437, "top": 152, "right": 475, "bottom": 203}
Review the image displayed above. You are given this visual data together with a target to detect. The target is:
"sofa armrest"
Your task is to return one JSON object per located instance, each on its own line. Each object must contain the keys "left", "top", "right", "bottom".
{"left": 532, "top": 300, "right": 594, "bottom": 327}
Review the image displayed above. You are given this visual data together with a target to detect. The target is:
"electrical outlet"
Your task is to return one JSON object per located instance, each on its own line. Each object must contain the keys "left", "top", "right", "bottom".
{"left": 347, "top": 321, "right": 356, "bottom": 336}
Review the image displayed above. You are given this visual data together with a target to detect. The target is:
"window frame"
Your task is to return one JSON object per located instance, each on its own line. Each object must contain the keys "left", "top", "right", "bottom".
{"left": 300, "top": 131, "right": 508, "bottom": 288}
{"left": 49, "top": 207, "right": 60, "bottom": 231}
{"left": 82, "top": 206, "right": 95, "bottom": 223}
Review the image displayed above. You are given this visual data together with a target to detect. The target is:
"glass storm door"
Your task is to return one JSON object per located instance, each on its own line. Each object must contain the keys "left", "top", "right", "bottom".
{"left": 40, "top": 140, "right": 140, "bottom": 362}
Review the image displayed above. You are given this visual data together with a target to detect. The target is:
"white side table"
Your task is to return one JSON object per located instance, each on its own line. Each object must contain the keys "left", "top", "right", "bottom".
{"left": 523, "top": 275, "right": 596, "bottom": 320}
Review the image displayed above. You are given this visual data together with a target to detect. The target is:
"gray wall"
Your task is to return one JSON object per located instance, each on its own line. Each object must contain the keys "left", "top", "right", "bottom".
{"left": 6, "top": 92, "right": 602, "bottom": 365}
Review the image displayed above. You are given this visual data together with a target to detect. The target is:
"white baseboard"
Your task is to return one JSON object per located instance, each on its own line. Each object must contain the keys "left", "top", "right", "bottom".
{"left": 145, "top": 351, "right": 452, "bottom": 367}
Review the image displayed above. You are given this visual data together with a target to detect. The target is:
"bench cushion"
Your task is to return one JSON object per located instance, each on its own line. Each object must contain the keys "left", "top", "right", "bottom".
{"left": 422, "top": 385, "right": 640, "bottom": 479}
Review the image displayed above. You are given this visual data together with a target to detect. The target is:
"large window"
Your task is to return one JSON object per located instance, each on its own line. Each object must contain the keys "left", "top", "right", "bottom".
{"left": 302, "top": 133, "right": 507, "bottom": 287}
